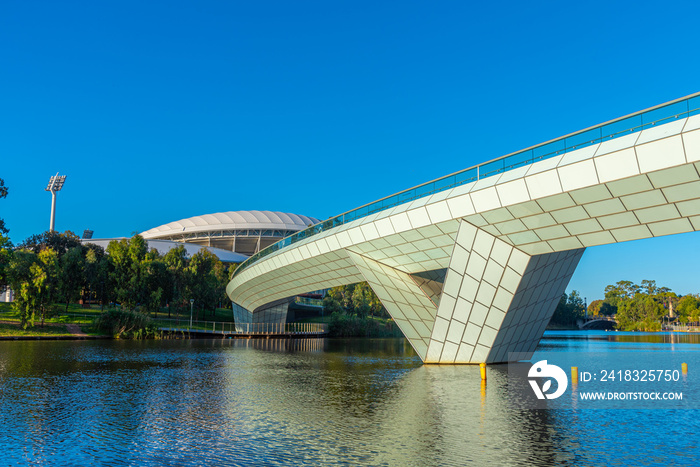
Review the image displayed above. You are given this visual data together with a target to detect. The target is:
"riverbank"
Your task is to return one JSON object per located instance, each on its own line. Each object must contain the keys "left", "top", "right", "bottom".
{"left": 0, "top": 320, "right": 107, "bottom": 340}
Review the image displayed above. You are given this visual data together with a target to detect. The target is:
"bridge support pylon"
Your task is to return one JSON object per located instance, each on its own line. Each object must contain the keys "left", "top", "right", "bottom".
{"left": 348, "top": 220, "right": 584, "bottom": 364}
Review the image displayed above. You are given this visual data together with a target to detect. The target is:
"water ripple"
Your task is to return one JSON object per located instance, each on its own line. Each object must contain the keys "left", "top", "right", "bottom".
{"left": 0, "top": 337, "right": 698, "bottom": 465}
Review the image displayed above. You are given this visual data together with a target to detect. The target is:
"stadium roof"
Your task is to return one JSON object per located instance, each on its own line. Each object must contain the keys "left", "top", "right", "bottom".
{"left": 140, "top": 210, "right": 320, "bottom": 239}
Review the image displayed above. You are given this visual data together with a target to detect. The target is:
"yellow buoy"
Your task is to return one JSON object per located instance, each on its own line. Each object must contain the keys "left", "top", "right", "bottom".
{"left": 480, "top": 362, "right": 487, "bottom": 381}
{"left": 571, "top": 366, "right": 579, "bottom": 384}
{"left": 682, "top": 362, "right": 688, "bottom": 374}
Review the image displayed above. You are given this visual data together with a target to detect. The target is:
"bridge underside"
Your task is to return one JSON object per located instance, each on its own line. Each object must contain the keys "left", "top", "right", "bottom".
{"left": 348, "top": 221, "right": 583, "bottom": 363}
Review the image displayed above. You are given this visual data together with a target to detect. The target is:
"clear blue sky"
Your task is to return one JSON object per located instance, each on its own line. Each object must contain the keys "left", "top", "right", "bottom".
{"left": 2, "top": 0, "right": 700, "bottom": 302}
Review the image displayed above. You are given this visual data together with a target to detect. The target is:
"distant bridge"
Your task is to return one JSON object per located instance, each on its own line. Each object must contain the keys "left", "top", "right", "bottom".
{"left": 228, "top": 93, "right": 700, "bottom": 364}
{"left": 579, "top": 316, "right": 616, "bottom": 330}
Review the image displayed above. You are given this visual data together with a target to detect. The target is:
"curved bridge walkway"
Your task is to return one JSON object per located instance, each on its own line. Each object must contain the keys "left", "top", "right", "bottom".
{"left": 228, "top": 93, "right": 700, "bottom": 364}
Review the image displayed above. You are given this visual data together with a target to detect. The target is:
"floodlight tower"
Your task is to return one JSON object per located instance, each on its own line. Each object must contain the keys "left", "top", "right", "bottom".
{"left": 45, "top": 173, "right": 67, "bottom": 232}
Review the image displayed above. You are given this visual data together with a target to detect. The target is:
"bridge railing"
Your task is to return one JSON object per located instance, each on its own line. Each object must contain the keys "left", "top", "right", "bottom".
{"left": 233, "top": 92, "right": 700, "bottom": 278}
{"left": 664, "top": 324, "right": 700, "bottom": 332}
{"left": 294, "top": 296, "right": 325, "bottom": 307}
{"left": 157, "top": 319, "right": 327, "bottom": 335}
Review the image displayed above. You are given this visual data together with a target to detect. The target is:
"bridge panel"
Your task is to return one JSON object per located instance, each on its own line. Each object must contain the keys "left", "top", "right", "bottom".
{"left": 347, "top": 251, "right": 437, "bottom": 359}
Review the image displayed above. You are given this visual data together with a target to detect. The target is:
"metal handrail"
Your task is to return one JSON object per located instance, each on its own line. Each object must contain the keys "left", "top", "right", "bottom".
{"left": 156, "top": 319, "right": 328, "bottom": 335}
{"left": 232, "top": 92, "right": 700, "bottom": 278}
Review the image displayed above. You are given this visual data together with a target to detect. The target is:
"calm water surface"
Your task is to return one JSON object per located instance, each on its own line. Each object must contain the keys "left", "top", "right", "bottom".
{"left": 0, "top": 332, "right": 699, "bottom": 466}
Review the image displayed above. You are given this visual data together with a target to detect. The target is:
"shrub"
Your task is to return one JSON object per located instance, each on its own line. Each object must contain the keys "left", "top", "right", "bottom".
{"left": 94, "top": 308, "right": 159, "bottom": 339}
{"left": 328, "top": 312, "right": 403, "bottom": 338}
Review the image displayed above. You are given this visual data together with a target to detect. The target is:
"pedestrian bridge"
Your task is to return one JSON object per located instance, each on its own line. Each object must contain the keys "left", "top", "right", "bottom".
{"left": 227, "top": 93, "right": 700, "bottom": 364}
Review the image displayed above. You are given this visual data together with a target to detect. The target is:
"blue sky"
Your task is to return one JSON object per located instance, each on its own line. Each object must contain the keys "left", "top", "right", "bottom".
{"left": 2, "top": 0, "right": 700, "bottom": 301}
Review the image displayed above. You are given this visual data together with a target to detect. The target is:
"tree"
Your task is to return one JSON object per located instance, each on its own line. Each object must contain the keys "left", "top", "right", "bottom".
{"left": 6, "top": 250, "right": 36, "bottom": 327}
{"left": 599, "top": 302, "right": 617, "bottom": 316}
{"left": 0, "top": 179, "right": 11, "bottom": 288}
{"left": 588, "top": 299, "right": 603, "bottom": 316}
{"left": 164, "top": 245, "right": 188, "bottom": 317}
{"left": 107, "top": 235, "right": 149, "bottom": 309}
{"left": 18, "top": 230, "right": 80, "bottom": 256}
{"left": 676, "top": 294, "right": 700, "bottom": 324}
{"left": 322, "top": 282, "right": 387, "bottom": 318}
{"left": 0, "top": 178, "right": 8, "bottom": 235}
{"left": 7, "top": 248, "right": 60, "bottom": 327}
{"left": 602, "top": 280, "right": 640, "bottom": 315}
{"left": 351, "top": 282, "right": 372, "bottom": 318}
{"left": 83, "top": 243, "right": 111, "bottom": 310}
{"left": 616, "top": 293, "right": 665, "bottom": 331}
{"left": 186, "top": 249, "right": 222, "bottom": 317}
{"left": 323, "top": 286, "right": 344, "bottom": 314}
{"left": 141, "top": 256, "right": 168, "bottom": 314}
{"left": 550, "top": 290, "right": 586, "bottom": 326}
{"left": 0, "top": 235, "right": 11, "bottom": 290}
{"left": 60, "top": 246, "right": 86, "bottom": 312}
{"left": 640, "top": 279, "right": 659, "bottom": 296}
{"left": 213, "top": 260, "right": 229, "bottom": 309}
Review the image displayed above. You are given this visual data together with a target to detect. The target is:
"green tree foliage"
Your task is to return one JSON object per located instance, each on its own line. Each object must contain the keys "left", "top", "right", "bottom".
{"left": 322, "top": 282, "right": 387, "bottom": 318}
{"left": 164, "top": 245, "right": 188, "bottom": 316}
{"left": 674, "top": 294, "right": 700, "bottom": 324}
{"left": 103, "top": 236, "right": 230, "bottom": 317}
{"left": 616, "top": 294, "right": 665, "bottom": 331}
{"left": 94, "top": 308, "right": 157, "bottom": 338}
{"left": 18, "top": 230, "right": 81, "bottom": 256}
{"left": 597, "top": 279, "right": 682, "bottom": 330}
{"left": 186, "top": 249, "right": 224, "bottom": 317}
{"left": 588, "top": 298, "right": 618, "bottom": 317}
{"left": 141, "top": 254, "right": 169, "bottom": 314}
{"left": 550, "top": 290, "right": 586, "bottom": 326}
{"left": 0, "top": 179, "right": 11, "bottom": 288}
{"left": 83, "top": 243, "right": 111, "bottom": 309}
{"left": 106, "top": 235, "right": 175, "bottom": 313}
{"left": 328, "top": 311, "right": 402, "bottom": 337}
{"left": 0, "top": 234, "right": 11, "bottom": 289}
{"left": 351, "top": 282, "right": 372, "bottom": 318}
{"left": 107, "top": 237, "right": 143, "bottom": 309}
{"left": 60, "top": 246, "right": 86, "bottom": 312}
{"left": 0, "top": 178, "right": 8, "bottom": 235}
{"left": 7, "top": 248, "right": 61, "bottom": 327}
{"left": 588, "top": 299, "right": 603, "bottom": 316}
{"left": 213, "top": 260, "right": 229, "bottom": 308}
{"left": 4, "top": 228, "right": 234, "bottom": 324}
{"left": 600, "top": 280, "right": 642, "bottom": 315}
{"left": 322, "top": 286, "right": 345, "bottom": 314}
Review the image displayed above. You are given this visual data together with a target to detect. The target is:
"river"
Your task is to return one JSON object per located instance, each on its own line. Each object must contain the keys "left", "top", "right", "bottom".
{"left": 0, "top": 332, "right": 698, "bottom": 466}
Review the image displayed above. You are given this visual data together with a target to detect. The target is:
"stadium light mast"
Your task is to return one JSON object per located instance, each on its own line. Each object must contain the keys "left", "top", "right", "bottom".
{"left": 45, "top": 172, "right": 67, "bottom": 232}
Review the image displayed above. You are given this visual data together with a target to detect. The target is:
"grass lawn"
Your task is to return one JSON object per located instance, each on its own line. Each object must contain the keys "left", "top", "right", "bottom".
{"left": 0, "top": 301, "right": 240, "bottom": 336}
{"left": 0, "top": 321, "right": 77, "bottom": 337}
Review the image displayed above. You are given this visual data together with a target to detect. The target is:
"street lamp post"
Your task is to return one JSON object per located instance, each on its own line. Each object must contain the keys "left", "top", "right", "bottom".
{"left": 190, "top": 299, "right": 195, "bottom": 329}
{"left": 45, "top": 173, "right": 67, "bottom": 232}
